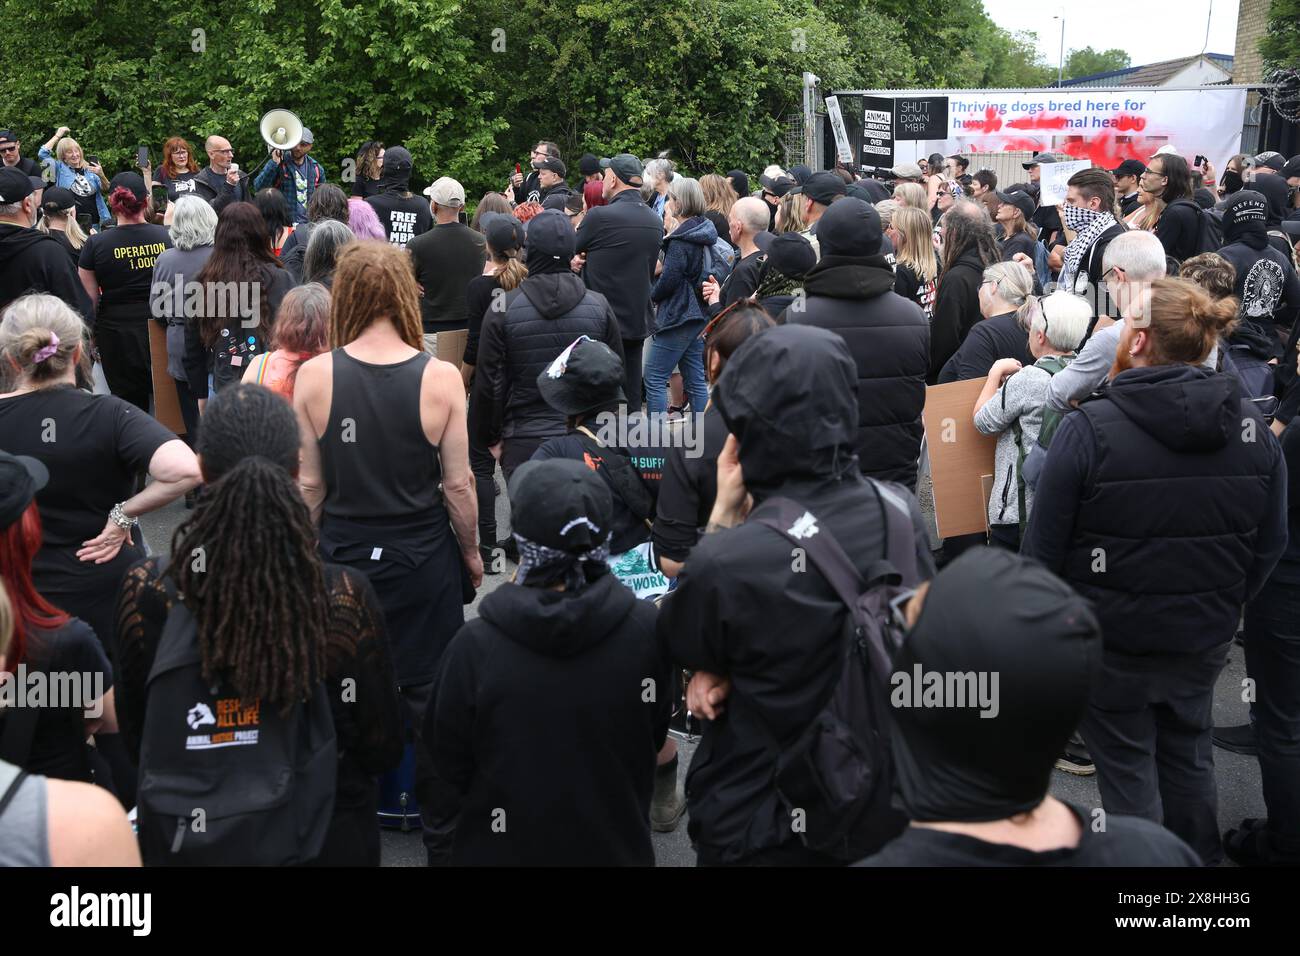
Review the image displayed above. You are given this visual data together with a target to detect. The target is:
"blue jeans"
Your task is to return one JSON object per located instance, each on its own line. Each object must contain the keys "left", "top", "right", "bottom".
{"left": 645, "top": 320, "right": 708, "bottom": 414}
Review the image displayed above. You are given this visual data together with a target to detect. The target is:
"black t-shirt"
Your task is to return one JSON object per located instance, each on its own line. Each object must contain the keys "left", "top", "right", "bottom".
{"left": 937, "top": 312, "right": 1035, "bottom": 384}
{"left": 0, "top": 386, "right": 174, "bottom": 548}
{"left": 63, "top": 165, "right": 102, "bottom": 225}
{"left": 1155, "top": 200, "right": 1201, "bottom": 263}
{"left": 78, "top": 222, "right": 172, "bottom": 321}
{"left": 351, "top": 176, "right": 383, "bottom": 200}
{"left": 366, "top": 191, "right": 432, "bottom": 249}
{"left": 858, "top": 804, "right": 1201, "bottom": 866}
{"left": 407, "top": 222, "right": 487, "bottom": 332}
{"left": 157, "top": 169, "right": 201, "bottom": 203}
{"left": 0, "top": 619, "right": 113, "bottom": 783}
{"left": 718, "top": 250, "right": 765, "bottom": 309}
{"left": 1000, "top": 231, "right": 1037, "bottom": 263}
{"left": 46, "top": 230, "right": 81, "bottom": 271}
{"left": 464, "top": 273, "right": 502, "bottom": 367}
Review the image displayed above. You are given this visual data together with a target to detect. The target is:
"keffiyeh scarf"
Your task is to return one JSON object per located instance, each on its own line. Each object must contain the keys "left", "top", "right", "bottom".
{"left": 1059, "top": 204, "right": 1116, "bottom": 294}
{"left": 514, "top": 531, "right": 612, "bottom": 591}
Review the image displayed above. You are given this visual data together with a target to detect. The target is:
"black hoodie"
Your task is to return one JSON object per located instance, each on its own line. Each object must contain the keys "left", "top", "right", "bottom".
{"left": 660, "top": 324, "right": 934, "bottom": 865}
{"left": 782, "top": 254, "right": 930, "bottom": 489}
{"left": 1252, "top": 173, "right": 1295, "bottom": 258}
{"left": 929, "top": 247, "right": 986, "bottom": 384}
{"left": 1023, "top": 364, "right": 1287, "bottom": 655}
{"left": 365, "top": 173, "right": 432, "bottom": 248}
{"left": 425, "top": 571, "right": 669, "bottom": 865}
{"left": 1217, "top": 190, "right": 1300, "bottom": 335}
{"left": 0, "top": 222, "right": 95, "bottom": 320}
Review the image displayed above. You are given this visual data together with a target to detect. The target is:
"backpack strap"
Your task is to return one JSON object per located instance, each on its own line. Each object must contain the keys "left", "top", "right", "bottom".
{"left": 575, "top": 425, "right": 655, "bottom": 525}
{"left": 0, "top": 760, "right": 29, "bottom": 823}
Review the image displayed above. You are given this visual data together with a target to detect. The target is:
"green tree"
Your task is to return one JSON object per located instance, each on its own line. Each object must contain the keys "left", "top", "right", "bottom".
{"left": 1064, "top": 46, "right": 1132, "bottom": 80}
{"left": 1260, "top": 0, "right": 1300, "bottom": 70}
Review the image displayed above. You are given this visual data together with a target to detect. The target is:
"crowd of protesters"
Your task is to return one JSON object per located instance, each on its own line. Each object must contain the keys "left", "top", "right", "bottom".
{"left": 2, "top": 117, "right": 1300, "bottom": 869}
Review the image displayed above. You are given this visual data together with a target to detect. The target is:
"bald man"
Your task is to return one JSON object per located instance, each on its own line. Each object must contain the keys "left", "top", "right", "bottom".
{"left": 703, "top": 195, "right": 772, "bottom": 312}
{"left": 194, "top": 135, "right": 250, "bottom": 205}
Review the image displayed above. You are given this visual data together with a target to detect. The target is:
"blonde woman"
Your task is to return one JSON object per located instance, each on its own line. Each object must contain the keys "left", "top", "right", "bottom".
{"left": 35, "top": 187, "right": 87, "bottom": 268}
{"left": 888, "top": 205, "right": 941, "bottom": 318}
{"left": 893, "top": 181, "right": 928, "bottom": 211}
{"left": 37, "top": 126, "right": 109, "bottom": 227}
{"left": 774, "top": 190, "right": 808, "bottom": 234}
{"left": 1126, "top": 185, "right": 1164, "bottom": 231}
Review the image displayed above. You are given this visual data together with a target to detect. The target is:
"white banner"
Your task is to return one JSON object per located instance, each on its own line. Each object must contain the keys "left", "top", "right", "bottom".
{"left": 1038, "top": 160, "right": 1091, "bottom": 206}
{"left": 857, "top": 88, "right": 1247, "bottom": 177}
{"left": 824, "top": 95, "right": 854, "bottom": 164}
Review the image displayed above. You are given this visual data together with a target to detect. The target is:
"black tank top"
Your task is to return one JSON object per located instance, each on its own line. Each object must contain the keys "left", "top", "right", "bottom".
{"left": 320, "top": 348, "right": 443, "bottom": 520}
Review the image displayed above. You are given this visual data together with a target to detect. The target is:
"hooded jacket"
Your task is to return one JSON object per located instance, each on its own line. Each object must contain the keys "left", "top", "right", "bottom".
{"left": 650, "top": 215, "right": 716, "bottom": 332}
{"left": 1217, "top": 191, "right": 1300, "bottom": 336}
{"left": 782, "top": 254, "right": 930, "bottom": 489}
{"left": 1023, "top": 365, "right": 1287, "bottom": 655}
{"left": 425, "top": 571, "right": 669, "bottom": 865}
{"left": 660, "top": 324, "right": 934, "bottom": 865}
{"left": 0, "top": 222, "right": 95, "bottom": 319}
{"left": 472, "top": 271, "right": 624, "bottom": 448}
{"left": 364, "top": 171, "right": 432, "bottom": 246}
{"left": 1252, "top": 173, "right": 1296, "bottom": 258}
{"left": 574, "top": 189, "right": 665, "bottom": 340}
{"left": 929, "top": 247, "right": 986, "bottom": 383}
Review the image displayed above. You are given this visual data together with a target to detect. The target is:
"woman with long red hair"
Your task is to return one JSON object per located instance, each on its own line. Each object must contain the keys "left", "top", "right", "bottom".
{"left": 0, "top": 452, "right": 116, "bottom": 784}
{"left": 151, "top": 136, "right": 202, "bottom": 225}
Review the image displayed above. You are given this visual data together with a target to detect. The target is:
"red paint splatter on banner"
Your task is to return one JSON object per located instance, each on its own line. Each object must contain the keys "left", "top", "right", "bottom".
{"left": 1007, "top": 114, "right": 1070, "bottom": 131}
{"left": 961, "top": 106, "right": 1004, "bottom": 133}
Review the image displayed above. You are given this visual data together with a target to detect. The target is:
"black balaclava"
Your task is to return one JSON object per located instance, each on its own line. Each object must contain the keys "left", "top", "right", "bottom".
{"left": 1253, "top": 173, "right": 1291, "bottom": 229}
{"left": 890, "top": 547, "right": 1101, "bottom": 823}
{"left": 1221, "top": 168, "right": 1244, "bottom": 197}
{"left": 523, "top": 209, "right": 575, "bottom": 276}
{"left": 1223, "top": 190, "right": 1269, "bottom": 251}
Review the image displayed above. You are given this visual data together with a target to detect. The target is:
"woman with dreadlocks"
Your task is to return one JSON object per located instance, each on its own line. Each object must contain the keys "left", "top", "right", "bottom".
{"left": 294, "top": 240, "right": 481, "bottom": 865}
{"left": 929, "top": 199, "right": 1000, "bottom": 383}
{"left": 116, "top": 384, "right": 403, "bottom": 865}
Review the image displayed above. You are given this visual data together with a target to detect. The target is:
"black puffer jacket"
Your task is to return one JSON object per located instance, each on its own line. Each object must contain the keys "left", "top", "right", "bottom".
{"left": 929, "top": 248, "right": 986, "bottom": 383}
{"left": 782, "top": 254, "right": 929, "bottom": 489}
{"left": 472, "top": 272, "right": 624, "bottom": 447}
{"left": 660, "top": 324, "right": 935, "bottom": 866}
{"left": 1023, "top": 365, "right": 1287, "bottom": 655}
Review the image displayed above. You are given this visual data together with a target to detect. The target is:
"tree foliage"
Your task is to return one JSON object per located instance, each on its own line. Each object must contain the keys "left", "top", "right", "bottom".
{"left": 1260, "top": 0, "right": 1300, "bottom": 70}
{"left": 1064, "top": 46, "right": 1132, "bottom": 80}
{"left": 0, "top": 0, "right": 1052, "bottom": 201}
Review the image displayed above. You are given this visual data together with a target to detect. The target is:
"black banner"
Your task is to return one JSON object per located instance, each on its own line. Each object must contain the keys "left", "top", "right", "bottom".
{"left": 862, "top": 95, "right": 895, "bottom": 169}
{"left": 896, "top": 96, "right": 949, "bottom": 140}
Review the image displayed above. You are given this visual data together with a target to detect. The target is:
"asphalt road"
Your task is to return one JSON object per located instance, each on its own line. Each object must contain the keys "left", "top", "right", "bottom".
{"left": 137, "top": 465, "right": 1266, "bottom": 868}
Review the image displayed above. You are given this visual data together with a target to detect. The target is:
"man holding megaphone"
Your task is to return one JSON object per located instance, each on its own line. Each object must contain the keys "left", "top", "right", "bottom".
{"left": 195, "top": 134, "right": 250, "bottom": 206}
{"left": 253, "top": 115, "right": 326, "bottom": 224}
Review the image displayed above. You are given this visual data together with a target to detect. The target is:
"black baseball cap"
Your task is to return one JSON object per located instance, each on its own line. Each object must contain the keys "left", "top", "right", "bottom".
{"left": 788, "top": 164, "right": 813, "bottom": 185}
{"left": 108, "top": 171, "right": 147, "bottom": 200}
{"left": 508, "top": 458, "right": 613, "bottom": 553}
{"left": 815, "top": 196, "right": 883, "bottom": 257}
{"left": 534, "top": 155, "right": 566, "bottom": 178}
{"left": 0, "top": 130, "right": 18, "bottom": 146}
{"left": 480, "top": 213, "right": 523, "bottom": 253}
{"left": 759, "top": 173, "right": 797, "bottom": 197}
{"left": 0, "top": 167, "right": 46, "bottom": 204}
{"left": 40, "top": 186, "right": 76, "bottom": 214}
{"left": 1251, "top": 151, "right": 1285, "bottom": 172}
{"left": 793, "top": 171, "right": 846, "bottom": 205}
{"left": 600, "top": 154, "right": 643, "bottom": 187}
{"left": 578, "top": 153, "right": 601, "bottom": 177}
{"left": 755, "top": 231, "right": 816, "bottom": 277}
{"left": 1280, "top": 216, "right": 1300, "bottom": 238}
{"left": 537, "top": 335, "right": 626, "bottom": 416}
{"left": 0, "top": 451, "right": 48, "bottom": 531}
{"left": 994, "top": 189, "right": 1035, "bottom": 221}
{"left": 1111, "top": 159, "right": 1147, "bottom": 178}
{"left": 383, "top": 146, "right": 413, "bottom": 172}
{"left": 1281, "top": 155, "right": 1300, "bottom": 181}
{"left": 523, "top": 209, "right": 576, "bottom": 262}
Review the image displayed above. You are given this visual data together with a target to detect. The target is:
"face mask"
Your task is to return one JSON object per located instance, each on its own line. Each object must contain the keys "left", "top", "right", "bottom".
{"left": 1061, "top": 202, "right": 1103, "bottom": 233}
{"left": 1222, "top": 169, "right": 1244, "bottom": 195}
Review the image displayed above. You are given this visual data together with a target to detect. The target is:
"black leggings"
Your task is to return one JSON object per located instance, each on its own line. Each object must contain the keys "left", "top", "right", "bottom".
{"left": 95, "top": 317, "right": 152, "bottom": 412}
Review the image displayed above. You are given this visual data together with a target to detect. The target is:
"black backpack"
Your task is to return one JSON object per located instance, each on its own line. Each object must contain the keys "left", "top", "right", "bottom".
{"left": 748, "top": 480, "right": 918, "bottom": 862}
{"left": 1168, "top": 199, "right": 1223, "bottom": 257}
{"left": 137, "top": 595, "right": 336, "bottom": 866}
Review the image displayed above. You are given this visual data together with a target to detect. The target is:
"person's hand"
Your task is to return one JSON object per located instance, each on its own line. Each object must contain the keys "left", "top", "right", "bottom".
{"left": 78, "top": 519, "right": 130, "bottom": 565}
{"left": 1011, "top": 252, "right": 1034, "bottom": 273}
{"left": 55, "top": 125, "right": 70, "bottom": 138}
{"left": 225, "top": 169, "right": 240, "bottom": 186}
{"left": 463, "top": 548, "right": 484, "bottom": 589}
{"left": 570, "top": 254, "right": 585, "bottom": 273}
{"left": 990, "top": 358, "right": 1022, "bottom": 384}
{"left": 510, "top": 171, "right": 523, "bottom": 188}
{"left": 416, "top": 282, "right": 425, "bottom": 296}
{"left": 1201, "top": 159, "right": 1216, "bottom": 183}
{"left": 709, "top": 433, "right": 751, "bottom": 527}
{"left": 87, "top": 162, "right": 104, "bottom": 181}
{"left": 489, "top": 441, "right": 503, "bottom": 462}
{"left": 687, "top": 671, "right": 732, "bottom": 720}
{"left": 663, "top": 212, "right": 678, "bottom": 234}
{"left": 270, "top": 148, "right": 282, "bottom": 164}
{"left": 702, "top": 275, "right": 721, "bottom": 306}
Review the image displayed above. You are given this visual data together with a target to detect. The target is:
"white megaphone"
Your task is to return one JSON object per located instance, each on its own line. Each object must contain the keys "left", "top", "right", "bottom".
{"left": 259, "top": 109, "right": 303, "bottom": 154}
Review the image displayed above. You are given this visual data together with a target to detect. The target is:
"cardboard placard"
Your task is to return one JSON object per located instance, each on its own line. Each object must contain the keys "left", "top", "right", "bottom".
{"left": 1038, "top": 159, "right": 1091, "bottom": 207}
{"left": 922, "top": 377, "right": 998, "bottom": 539}
{"left": 824, "top": 96, "right": 854, "bottom": 165}
{"left": 148, "top": 319, "right": 186, "bottom": 436}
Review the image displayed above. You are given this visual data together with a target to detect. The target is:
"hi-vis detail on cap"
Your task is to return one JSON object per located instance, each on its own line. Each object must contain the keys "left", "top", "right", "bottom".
{"left": 185, "top": 696, "right": 261, "bottom": 750}
{"left": 788, "top": 512, "right": 819, "bottom": 539}
{"left": 546, "top": 335, "right": 596, "bottom": 379}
